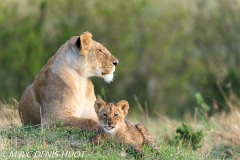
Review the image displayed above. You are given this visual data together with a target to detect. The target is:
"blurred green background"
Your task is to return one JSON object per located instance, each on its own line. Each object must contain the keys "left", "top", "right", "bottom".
{"left": 1, "top": 0, "right": 240, "bottom": 118}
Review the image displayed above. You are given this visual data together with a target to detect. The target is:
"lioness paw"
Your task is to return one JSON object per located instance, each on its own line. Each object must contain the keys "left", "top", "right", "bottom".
{"left": 86, "top": 120, "right": 100, "bottom": 131}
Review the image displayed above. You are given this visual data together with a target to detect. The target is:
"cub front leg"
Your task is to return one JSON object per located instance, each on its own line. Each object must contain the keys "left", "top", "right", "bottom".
{"left": 91, "top": 134, "right": 103, "bottom": 146}
{"left": 90, "top": 129, "right": 106, "bottom": 146}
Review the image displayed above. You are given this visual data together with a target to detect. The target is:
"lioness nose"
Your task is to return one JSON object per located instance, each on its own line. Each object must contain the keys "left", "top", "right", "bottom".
{"left": 112, "top": 60, "right": 118, "bottom": 66}
{"left": 108, "top": 122, "right": 113, "bottom": 125}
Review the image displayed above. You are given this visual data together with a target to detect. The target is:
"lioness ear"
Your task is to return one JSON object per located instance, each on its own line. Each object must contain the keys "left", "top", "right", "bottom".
{"left": 94, "top": 99, "right": 106, "bottom": 113}
{"left": 117, "top": 100, "right": 129, "bottom": 116}
{"left": 80, "top": 31, "right": 92, "bottom": 56}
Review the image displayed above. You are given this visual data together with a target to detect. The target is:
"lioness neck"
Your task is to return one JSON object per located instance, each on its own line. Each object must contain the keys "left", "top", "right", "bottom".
{"left": 49, "top": 38, "right": 89, "bottom": 77}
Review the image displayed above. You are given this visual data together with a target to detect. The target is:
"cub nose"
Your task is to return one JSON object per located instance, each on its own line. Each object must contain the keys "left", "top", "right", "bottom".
{"left": 112, "top": 60, "right": 119, "bottom": 66}
{"left": 108, "top": 122, "right": 113, "bottom": 126}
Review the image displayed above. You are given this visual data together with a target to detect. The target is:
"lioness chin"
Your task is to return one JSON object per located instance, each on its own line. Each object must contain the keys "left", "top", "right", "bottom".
{"left": 91, "top": 99, "right": 159, "bottom": 152}
{"left": 18, "top": 32, "right": 118, "bottom": 131}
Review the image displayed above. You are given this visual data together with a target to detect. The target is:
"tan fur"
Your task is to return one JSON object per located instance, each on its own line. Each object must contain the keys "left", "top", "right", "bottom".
{"left": 18, "top": 31, "right": 118, "bottom": 131}
{"left": 91, "top": 100, "right": 158, "bottom": 152}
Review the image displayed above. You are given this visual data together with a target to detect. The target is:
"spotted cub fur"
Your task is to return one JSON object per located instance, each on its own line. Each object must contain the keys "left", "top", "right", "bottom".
{"left": 91, "top": 99, "right": 158, "bottom": 152}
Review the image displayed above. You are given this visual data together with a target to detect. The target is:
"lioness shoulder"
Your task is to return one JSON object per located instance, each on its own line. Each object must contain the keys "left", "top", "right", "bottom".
{"left": 91, "top": 99, "right": 158, "bottom": 152}
{"left": 18, "top": 32, "right": 118, "bottom": 131}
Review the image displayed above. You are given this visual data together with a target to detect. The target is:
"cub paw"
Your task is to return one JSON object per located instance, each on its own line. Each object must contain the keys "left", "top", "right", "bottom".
{"left": 91, "top": 135, "right": 103, "bottom": 146}
{"left": 133, "top": 146, "right": 142, "bottom": 153}
{"left": 152, "top": 146, "right": 159, "bottom": 151}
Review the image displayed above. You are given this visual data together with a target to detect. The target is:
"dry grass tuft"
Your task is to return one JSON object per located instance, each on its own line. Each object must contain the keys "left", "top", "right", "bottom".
{"left": 215, "top": 109, "right": 240, "bottom": 145}
{"left": 0, "top": 98, "right": 21, "bottom": 128}
{"left": 200, "top": 108, "right": 240, "bottom": 159}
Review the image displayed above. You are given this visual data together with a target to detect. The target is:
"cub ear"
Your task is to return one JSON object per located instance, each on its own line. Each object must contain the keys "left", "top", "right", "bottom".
{"left": 117, "top": 100, "right": 129, "bottom": 116}
{"left": 79, "top": 31, "right": 92, "bottom": 56}
{"left": 94, "top": 99, "right": 106, "bottom": 113}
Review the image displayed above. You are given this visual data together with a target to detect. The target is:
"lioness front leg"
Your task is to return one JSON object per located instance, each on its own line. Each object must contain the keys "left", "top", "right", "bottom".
{"left": 42, "top": 116, "right": 99, "bottom": 131}
{"left": 63, "top": 116, "right": 99, "bottom": 131}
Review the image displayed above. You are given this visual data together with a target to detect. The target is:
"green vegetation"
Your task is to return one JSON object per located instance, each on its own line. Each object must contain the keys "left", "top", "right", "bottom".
{"left": 1, "top": 99, "right": 240, "bottom": 159}
{"left": 1, "top": 0, "right": 240, "bottom": 118}
{"left": 0, "top": 125, "right": 203, "bottom": 160}
{"left": 174, "top": 123, "right": 204, "bottom": 151}
{"left": 195, "top": 92, "right": 210, "bottom": 122}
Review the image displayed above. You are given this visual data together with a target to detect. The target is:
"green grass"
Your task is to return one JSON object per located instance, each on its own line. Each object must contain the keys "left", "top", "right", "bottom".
{"left": 0, "top": 124, "right": 204, "bottom": 160}
{"left": 2, "top": 99, "right": 240, "bottom": 159}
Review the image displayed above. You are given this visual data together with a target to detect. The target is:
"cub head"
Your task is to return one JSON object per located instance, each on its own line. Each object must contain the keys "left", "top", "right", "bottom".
{"left": 94, "top": 99, "right": 129, "bottom": 134}
{"left": 72, "top": 31, "right": 118, "bottom": 83}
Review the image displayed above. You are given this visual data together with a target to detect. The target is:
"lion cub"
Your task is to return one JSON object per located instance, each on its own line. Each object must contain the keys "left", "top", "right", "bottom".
{"left": 91, "top": 99, "right": 158, "bottom": 152}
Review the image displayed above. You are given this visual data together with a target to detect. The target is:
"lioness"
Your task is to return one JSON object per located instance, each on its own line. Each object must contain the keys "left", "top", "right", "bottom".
{"left": 91, "top": 99, "right": 159, "bottom": 152}
{"left": 18, "top": 32, "right": 118, "bottom": 131}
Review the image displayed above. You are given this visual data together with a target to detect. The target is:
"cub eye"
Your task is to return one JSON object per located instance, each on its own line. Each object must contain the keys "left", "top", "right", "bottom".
{"left": 99, "top": 49, "right": 104, "bottom": 53}
{"left": 103, "top": 113, "right": 107, "bottom": 117}
{"left": 114, "top": 114, "right": 118, "bottom": 117}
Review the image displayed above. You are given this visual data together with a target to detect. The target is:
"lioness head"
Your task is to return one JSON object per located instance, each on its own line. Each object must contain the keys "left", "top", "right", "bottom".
{"left": 94, "top": 99, "right": 129, "bottom": 134}
{"left": 71, "top": 31, "right": 118, "bottom": 83}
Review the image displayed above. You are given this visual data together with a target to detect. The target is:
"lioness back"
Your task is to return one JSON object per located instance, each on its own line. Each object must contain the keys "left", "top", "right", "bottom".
{"left": 18, "top": 32, "right": 118, "bottom": 131}
{"left": 91, "top": 99, "right": 159, "bottom": 152}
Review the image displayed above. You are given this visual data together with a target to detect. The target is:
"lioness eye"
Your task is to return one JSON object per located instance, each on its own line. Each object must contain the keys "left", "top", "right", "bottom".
{"left": 99, "top": 49, "right": 104, "bottom": 53}
{"left": 103, "top": 113, "right": 107, "bottom": 117}
{"left": 114, "top": 114, "right": 118, "bottom": 117}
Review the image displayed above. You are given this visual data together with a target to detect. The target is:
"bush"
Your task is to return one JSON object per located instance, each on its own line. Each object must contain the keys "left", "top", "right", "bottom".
{"left": 174, "top": 123, "right": 204, "bottom": 151}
